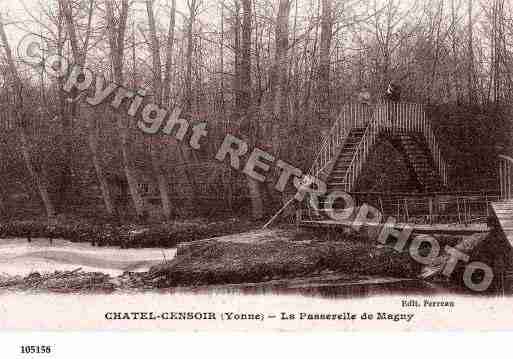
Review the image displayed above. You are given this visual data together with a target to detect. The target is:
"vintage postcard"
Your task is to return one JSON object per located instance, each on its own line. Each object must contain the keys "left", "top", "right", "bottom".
{"left": 0, "top": 0, "right": 512, "bottom": 338}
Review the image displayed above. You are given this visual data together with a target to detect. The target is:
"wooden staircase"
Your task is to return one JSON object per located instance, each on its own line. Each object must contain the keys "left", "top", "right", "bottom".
{"left": 305, "top": 102, "right": 448, "bottom": 217}
{"left": 396, "top": 133, "right": 444, "bottom": 192}
{"left": 326, "top": 128, "right": 366, "bottom": 194}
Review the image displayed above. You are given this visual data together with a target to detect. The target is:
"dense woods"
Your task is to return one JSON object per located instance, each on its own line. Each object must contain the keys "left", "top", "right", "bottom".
{"left": 0, "top": 0, "right": 512, "bottom": 222}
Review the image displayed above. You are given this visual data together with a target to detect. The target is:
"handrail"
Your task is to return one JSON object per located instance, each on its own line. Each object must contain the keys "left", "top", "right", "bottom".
{"left": 343, "top": 113, "right": 380, "bottom": 191}
{"left": 308, "top": 103, "right": 372, "bottom": 178}
{"left": 307, "top": 102, "right": 448, "bottom": 196}
{"left": 339, "top": 102, "right": 448, "bottom": 192}
{"left": 377, "top": 102, "right": 448, "bottom": 187}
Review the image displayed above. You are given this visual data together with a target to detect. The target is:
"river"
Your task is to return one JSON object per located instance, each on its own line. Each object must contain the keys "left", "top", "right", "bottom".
{"left": 0, "top": 237, "right": 488, "bottom": 297}
{"left": 0, "top": 237, "right": 177, "bottom": 277}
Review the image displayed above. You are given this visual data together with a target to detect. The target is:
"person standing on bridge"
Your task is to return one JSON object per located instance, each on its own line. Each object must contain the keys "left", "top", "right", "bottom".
{"left": 385, "top": 82, "right": 402, "bottom": 102}
{"left": 357, "top": 87, "right": 372, "bottom": 105}
{"left": 357, "top": 87, "right": 373, "bottom": 125}
{"left": 384, "top": 82, "right": 401, "bottom": 126}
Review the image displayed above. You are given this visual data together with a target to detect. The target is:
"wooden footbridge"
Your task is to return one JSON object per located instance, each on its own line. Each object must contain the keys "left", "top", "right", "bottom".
{"left": 492, "top": 155, "right": 513, "bottom": 247}
{"left": 308, "top": 102, "right": 447, "bottom": 193}
{"left": 282, "top": 102, "right": 513, "bottom": 292}
{"left": 297, "top": 102, "right": 496, "bottom": 234}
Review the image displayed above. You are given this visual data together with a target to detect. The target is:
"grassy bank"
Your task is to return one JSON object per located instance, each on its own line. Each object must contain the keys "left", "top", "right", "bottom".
{"left": 146, "top": 229, "right": 422, "bottom": 287}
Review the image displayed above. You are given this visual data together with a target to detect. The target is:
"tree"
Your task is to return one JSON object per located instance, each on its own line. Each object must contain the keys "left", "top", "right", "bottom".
{"left": 145, "top": 0, "right": 173, "bottom": 220}
{"left": 185, "top": 0, "right": 200, "bottom": 116}
{"left": 272, "top": 0, "right": 291, "bottom": 154}
{"left": 467, "top": 0, "right": 475, "bottom": 103}
{"left": 105, "top": 0, "right": 145, "bottom": 218}
{"left": 318, "top": 0, "right": 332, "bottom": 127}
{"left": 240, "top": 0, "right": 264, "bottom": 219}
{"left": 0, "top": 13, "right": 55, "bottom": 220}
{"left": 59, "top": 0, "right": 116, "bottom": 216}
{"left": 163, "top": 0, "right": 177, "bottom": 108}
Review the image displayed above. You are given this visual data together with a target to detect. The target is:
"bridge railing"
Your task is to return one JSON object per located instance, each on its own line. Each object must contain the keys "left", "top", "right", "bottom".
{"left": 341, "top": 102, "right": 448, "bottom": 192}
{"left": 299, "top": 191, "right": 498, "bottom": 225}
{"left": 308, "top": 102, "right": 447, "bottom": 191}
{"left": 343, "top": 114, "right": 381, "bottom": 192}
{"left": 375, "top": 102, "right": 448, "bottom": 187}
{"left": 308, "top": 103, "right": 372, "bottom": 178}
{"left": 499, "top": 155, "right": 513, "bottom": 200}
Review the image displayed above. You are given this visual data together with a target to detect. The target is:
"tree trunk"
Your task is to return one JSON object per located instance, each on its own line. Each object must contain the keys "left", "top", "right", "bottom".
{"left": 232, "top": 1, "right": 241, "bottom": 117}
{"left": 0, "top": 163, "right": 8, "bottom": 216}
{"left": 146, "top": 0, "right": 173, "bottom": 220}
{"left": 0, "top": 192, "right": 5, "bottom": 216}
{"left": 272, "top": 0, "right": 290, "bottom": 155}
{"left": 467, "top": 0, "right": 475, "bottom": 104}
{"left": 153, "top": 154, "right": 172, "bottom": 219}
{"left": 451, "top": 0, "right": 462, "bottom": 103}
{"left": 185, "top": 0, "right": 197, "bottom": 116}
{"left": 57, "top": 0, "right": 87, "bottom": 211}
{"left": 240, "top": 0, "right": 264, "bottom": 219}
{"left": 303, "top": 1, "right": 320, "bottom": 113}
{"left": 318, "top": 0, "right": 332, "bottom": 127}
{"left": 0, "top": 15, "right": 55, "bottom": 220}
{"left": 88, "top": 116, "right": 116, "bottom": 216}
{"left": 427, "top": 1, "right": 443, "bottom": 103}
{"left": 88, "top": 116, "right": 115, "bottom": 216}
{"left": 118, "top": 117, "right": 145, "bottom": 217}
{"left": 20, "top": 131, "right": 55, "bottom": 219}
{"left": 60, "top": 0, "right": 115, "bottom": 216}
{"left": 240, "top": 0, "right": 252, "bottom": 113}
{"left": 106, "top": 0, "right": 144, "bottom": 218}
{"left": 163, "top": 0, "right": 176, "bottom": 108}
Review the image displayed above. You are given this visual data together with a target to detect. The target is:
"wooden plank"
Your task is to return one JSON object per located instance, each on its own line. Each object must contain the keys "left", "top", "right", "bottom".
{"left": 491, "top": 200, "right": 513, "bottom": 247}
{"left": 299, "top": 220, "right": 487, "bottom": 235}
{"left": 492, "top": 207, "right": 513, "bottom": 211}
{"left": 495, "top": 220, "right": 513, "bottom": 225}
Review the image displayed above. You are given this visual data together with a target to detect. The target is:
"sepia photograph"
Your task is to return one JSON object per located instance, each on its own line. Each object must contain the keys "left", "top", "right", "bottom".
{"left": 0, "top": 0, "right": 512, "bottom": 337}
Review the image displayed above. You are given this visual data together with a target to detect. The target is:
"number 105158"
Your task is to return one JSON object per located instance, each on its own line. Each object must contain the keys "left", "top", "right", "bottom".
{"left": 20, "top": 345, "right": 52, "bottom": 354}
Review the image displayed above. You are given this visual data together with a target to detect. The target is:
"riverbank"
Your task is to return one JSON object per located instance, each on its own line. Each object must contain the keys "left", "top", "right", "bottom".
{"left": 0, "top": 217, "right": 258, "bottom": 248}
{"left": 143, "top": 227, "right": 503, "bottom": 293}
{"left": 146, "top": 228, "right": 422, "bottom": 288}
{"left": 0, "top": 226, "right": 502, "bottom": 295}
{"left": 0, "top": 228, "right": 419, "bottom": 293}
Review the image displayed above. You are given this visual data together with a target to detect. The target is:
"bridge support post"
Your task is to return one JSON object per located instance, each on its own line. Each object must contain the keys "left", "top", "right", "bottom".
{"left": 428, "top": 197, "right": 433, "bottom": 224}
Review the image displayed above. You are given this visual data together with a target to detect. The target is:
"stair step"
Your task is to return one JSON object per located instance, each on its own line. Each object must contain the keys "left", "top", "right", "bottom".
{"left": 330, "top": 175, "right": 349, "bottom": 180}
{"left": 331, "top": 168, "right": 350, "bottom": 172}
{"left": 330, "top": 177, "right": 348, "bottom": 181}
{"left": 333, "top": 168, "right": 352, "bottom": 173}
{"left": 333, "top": 164, "right": 352, "bottom": 169}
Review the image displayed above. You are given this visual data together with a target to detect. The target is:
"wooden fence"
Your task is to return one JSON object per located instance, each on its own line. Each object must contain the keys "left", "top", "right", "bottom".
{"left": 499, "top": 155, "right": 513, "bottom": 200}
{"left": 301, "top": 191, "right": 499, "bottom": 225}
